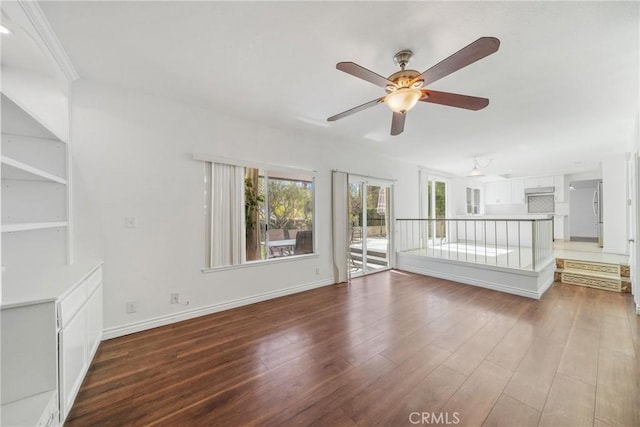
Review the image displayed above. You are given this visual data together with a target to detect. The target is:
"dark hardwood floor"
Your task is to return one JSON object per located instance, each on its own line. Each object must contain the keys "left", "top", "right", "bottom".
{"left": 67, "top": 270, "right": 640, "bottom": 426}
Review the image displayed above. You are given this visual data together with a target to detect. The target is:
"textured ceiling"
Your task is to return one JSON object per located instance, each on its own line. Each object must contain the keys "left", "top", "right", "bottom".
{"left": 33, "top": 1, "right": 640, "bottom": 178}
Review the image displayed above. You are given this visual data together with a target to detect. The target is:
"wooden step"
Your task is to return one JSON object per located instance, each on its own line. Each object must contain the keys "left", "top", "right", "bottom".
{"left": 554, "top": 258, "right": 629, "bottom": 293}
{"left": 560, "top": 271, "right": 624, "bottom": 292}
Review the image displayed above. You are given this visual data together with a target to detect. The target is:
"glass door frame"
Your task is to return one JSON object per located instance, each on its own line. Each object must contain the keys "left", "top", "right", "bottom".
{"left": 348, "top": 176, "right": 393, "bottom": 279}
{"left": 420, "top": 171, "right": 450, "bottom": 247}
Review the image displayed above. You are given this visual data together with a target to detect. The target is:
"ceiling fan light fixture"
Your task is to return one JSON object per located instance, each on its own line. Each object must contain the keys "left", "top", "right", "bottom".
{"left": 384, "top": 87, "right": 422, "bottom": 113}
{"left": 467, "top": 167, "right": 484, "bottom": 177}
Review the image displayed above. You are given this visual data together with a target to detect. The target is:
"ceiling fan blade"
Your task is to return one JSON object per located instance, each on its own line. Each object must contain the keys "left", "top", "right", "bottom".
{"left": 417, "top": 37, "right": 500, "bottom": 86}
{"left": 336, "top": 62, "right": 395, "bottom": 88}
{"left": 421, "top": 90, "right": 489, "bottom": 110}
{"left": 327, "top": 97, "right": 385, "bottom": 122}
{"left": 390, "top": 112, "right": 406, "bottom": 136}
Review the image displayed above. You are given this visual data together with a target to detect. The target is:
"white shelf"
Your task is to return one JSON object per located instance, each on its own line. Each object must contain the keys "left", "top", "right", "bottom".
{"left": 2, "top": 221, "right": 68, "bottom": 233}
{"left": 1, "top": 155, "right": 67, "bottom": 184}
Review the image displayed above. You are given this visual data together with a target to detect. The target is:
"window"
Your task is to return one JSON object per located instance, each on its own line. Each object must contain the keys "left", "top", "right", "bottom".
{"left": 466, "top": 187, "right": 481, "bottom": 214}
{"left": 204, "top": 161, "right": 315, "bottom": 269}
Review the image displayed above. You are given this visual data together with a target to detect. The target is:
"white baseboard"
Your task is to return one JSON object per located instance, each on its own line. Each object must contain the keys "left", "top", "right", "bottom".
{"left": 398, "top": 264, "right": 546, "bottom": 299}
{"left": 102, "top": 278, "right": 335, "bottom": 340}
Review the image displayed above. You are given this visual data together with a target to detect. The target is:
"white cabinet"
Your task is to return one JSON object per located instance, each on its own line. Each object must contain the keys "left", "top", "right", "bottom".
{"left": 59, "top": 307, "right": 87, "bottom": 418}
{"left": 510, "top": 179, "right": 525, "bottom": 204}
{"left": 58, "top": 265, "right": 104, "bottom": 421}
{"left": 87, "top": 285, "right": 104, "bottom": 359}
{"left": 524, "top": 176, "right": 554, "bottom": 188}
{"left": 554, "top": 175, "right": 566, "bottom": 202}
{"left": 1, "top": 262, "right": 103, "bottom": 426}
{"left": 553, "top": 215, "right": 567, "bottom": 240}
{"left": 485, "top": 181, "right": 512, "bottom": 205}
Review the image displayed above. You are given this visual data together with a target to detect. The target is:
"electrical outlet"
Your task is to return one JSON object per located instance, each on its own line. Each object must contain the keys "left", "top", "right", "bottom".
{"left": 125, "top": 216, "right": 137, "bottom": 228}
{"left": 126, "top": 301, "right": 137, "bottom": 314}
{"left": 171, "top": 293, "right": 179, "bottom": 304}
{"left": 315, "top": 267, "right": 320, "bottom": 275}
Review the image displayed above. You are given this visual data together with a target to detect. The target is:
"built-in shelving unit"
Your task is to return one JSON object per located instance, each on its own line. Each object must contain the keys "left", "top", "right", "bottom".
{"left": 2, "top": 155, "right": 67, "bottom": 184}
{"left": 0, "top": 3, "right": 97, "bottom": 425}
{"left": 1, "top": 222, "right": 68, "bottom": 233}
{"left": 1, "top": 93, "right": 69, "bottom": 256}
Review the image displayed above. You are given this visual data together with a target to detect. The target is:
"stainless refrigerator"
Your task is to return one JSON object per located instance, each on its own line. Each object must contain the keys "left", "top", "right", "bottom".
{"left": 593, "top": 181, "right": 603, "bottom": 247}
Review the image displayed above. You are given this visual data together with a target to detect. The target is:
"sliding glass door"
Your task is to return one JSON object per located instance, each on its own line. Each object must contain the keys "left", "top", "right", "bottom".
{"left": 348, "top": 178, "right": 391, "bottom": 277}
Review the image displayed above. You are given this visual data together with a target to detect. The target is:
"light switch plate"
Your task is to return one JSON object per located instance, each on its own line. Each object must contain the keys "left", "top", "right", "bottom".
{"left": 125, "top": 217, "right": 137, "bottom": 228}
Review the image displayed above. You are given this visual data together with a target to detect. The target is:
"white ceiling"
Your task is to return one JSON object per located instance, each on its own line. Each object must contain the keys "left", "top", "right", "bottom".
{"left": 30, "top": 1, "right": 640, "bottom": 178}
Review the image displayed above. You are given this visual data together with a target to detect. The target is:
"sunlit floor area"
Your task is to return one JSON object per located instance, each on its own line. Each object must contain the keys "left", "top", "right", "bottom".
{"left": 404, "top": 242, "right": 537, "bottom": 271}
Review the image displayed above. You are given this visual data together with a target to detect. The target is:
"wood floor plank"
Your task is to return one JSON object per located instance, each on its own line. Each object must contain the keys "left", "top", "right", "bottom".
{"left": 439, "top": 361, "right": 512, "bottom": 427}
{"left": 538, "top": 373, "right": 595, "bottom": 427}
{"left": 65, "top": 272, "right": 639, "bottom": 426}
{"left": 557, "top": 322, "right": 599, "bottom": 386}
{"left": 595, "top": 348, "right": 640, "bottom": 426}
{"left": 443, "top": 318, "right": 512, "bottom": 376}
{"left": 340, "top": 345, "right": 451, "bottom": 426}
{"left": 502, "top": 335, "right": 566, "bottom": 411}
{"left": 482, "top": 394, "right": 540, "bottom": 427}
{"left": 377, "top": 364, "right": 468, "bottom": 426}
{"left": 485, "top": 321, "right": 535, "bottom": 372}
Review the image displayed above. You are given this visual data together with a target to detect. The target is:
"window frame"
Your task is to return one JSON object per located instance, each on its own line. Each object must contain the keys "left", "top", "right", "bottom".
{"left": 195, "top": 153, "right": 317, "bottom": 272}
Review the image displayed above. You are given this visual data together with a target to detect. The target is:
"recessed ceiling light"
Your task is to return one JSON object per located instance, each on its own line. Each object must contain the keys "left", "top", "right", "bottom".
{"left": 0, "top": 24, "right": 13, "bottom": 35}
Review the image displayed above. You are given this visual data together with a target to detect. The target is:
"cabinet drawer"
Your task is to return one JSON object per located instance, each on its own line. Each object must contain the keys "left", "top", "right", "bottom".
{"left": 59, "top": 281, "right": 88, "bottom": 328}
{"left": 86, "top": 267, "right": 103, "bottom": 295}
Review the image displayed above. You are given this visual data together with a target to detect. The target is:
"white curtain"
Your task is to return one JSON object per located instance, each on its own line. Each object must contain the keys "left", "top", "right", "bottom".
{"left": 211, "top": 163, "right": 245, "bottom": 267}
{"left": 332, "top": 171, "right": 349, "bottom": 283}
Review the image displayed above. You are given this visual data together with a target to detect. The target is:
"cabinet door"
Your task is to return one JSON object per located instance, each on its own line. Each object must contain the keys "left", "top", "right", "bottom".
{"left": 497, "top": 181, "right": 512, "bottom": 204}
{"left": 485, "top": 182, "right": 498, "bottom": 205}
{"left": 87, "top": 285, "right": 103, "bottom": 361}
{"left": 511, "top": 179, "right": 525, "bottom": 204}
{"left": 554, "top": 175, "right": 565, "bottom": 202}
{"left": 59, "top": 308, "right": 87, "bottom": 420}
{"left": 525, "top": 176, "right": 554, "bottom": 188}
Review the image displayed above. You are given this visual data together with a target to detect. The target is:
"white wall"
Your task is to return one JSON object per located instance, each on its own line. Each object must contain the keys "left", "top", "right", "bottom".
{"left": 602, "top": 154, "right": 629, "bottom": 254}
{"left": 569, "top": 185, "right": 598, "bottom": 238}
{"left": 70, "top": 80, "right": 420, "bottom": 335}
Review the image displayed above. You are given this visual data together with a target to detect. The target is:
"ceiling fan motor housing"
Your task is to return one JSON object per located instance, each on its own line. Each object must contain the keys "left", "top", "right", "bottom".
{"left": 386, "top": 69, "right": 424, "bottom": 93}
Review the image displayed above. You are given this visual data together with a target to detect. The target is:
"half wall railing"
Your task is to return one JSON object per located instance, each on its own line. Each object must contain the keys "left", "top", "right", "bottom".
{"left": 396, "top": 217, "right": 554, "bottom": 271}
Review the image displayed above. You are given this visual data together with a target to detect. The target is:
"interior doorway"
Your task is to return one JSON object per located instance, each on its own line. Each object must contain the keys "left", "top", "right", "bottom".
{"left": 348, "top": 178, "right": 391, "bottom": 277}
{"left": 569, "top": 179, "right": 601, "bottom": 243}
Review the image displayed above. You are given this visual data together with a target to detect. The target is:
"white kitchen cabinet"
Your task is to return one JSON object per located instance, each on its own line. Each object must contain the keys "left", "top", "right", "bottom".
{"left": 485, "top": 181, "right": 512, "bottom": 205}
{"left": 510, "top": 179, "right": 525, "bottom": 204}
{"left": 554, "top": 175, "right": 566, "bottom": 202}
{"left": 524, "top": 176, "right": 554, "bottom": 188}
{"left": 554, "top": 215, "right": 567, "bottom": 240}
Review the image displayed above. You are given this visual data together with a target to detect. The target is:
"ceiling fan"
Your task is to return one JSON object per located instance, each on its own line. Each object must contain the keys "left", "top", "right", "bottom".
{"left": 327, "top": 37, "right": 500, "bottom": 136}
